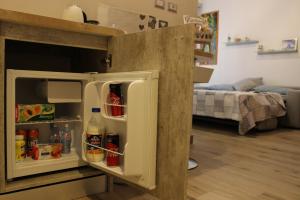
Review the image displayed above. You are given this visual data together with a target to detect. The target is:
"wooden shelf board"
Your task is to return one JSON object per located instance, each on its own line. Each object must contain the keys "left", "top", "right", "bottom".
{"left": 193, "top": 67, "right": 214, "bottom": 83}
{"left": 257, "top": 49, "right": 298, "bottom": 55}
{"left": 225, "top": 40, "right": 259, "bottom": 46}
{"left": 195, "top": 39, "right": 212, "bottom": 44}
{"left": 194, "top": 50, "right": 213, "bottom": 58}
{"left": 0, "top": 8, "right": 124, "bottom": 38}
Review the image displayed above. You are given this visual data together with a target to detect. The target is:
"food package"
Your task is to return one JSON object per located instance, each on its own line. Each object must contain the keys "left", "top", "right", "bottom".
{"left": 37, "top": 144, "right": 62, "bottom": 160}
{"left": 38, "top": 144, "right": 52, "bottom": 160}
{"left": 16, "top": 104, "right": 55, "bottom": 123}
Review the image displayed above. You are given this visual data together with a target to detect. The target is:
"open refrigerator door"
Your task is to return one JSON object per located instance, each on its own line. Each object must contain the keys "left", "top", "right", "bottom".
{"left": 82, "top": 71, "right": 159, "bottom": 190}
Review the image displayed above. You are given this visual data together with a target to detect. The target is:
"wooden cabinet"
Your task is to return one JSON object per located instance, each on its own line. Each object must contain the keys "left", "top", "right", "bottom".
{"left": 0, "top": 9, "right": 195, "bottom": 200}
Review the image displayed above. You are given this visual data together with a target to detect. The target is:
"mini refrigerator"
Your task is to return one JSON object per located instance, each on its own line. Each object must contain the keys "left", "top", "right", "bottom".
{"left": 6, "top": 69, "right": 159, "bottom": 189}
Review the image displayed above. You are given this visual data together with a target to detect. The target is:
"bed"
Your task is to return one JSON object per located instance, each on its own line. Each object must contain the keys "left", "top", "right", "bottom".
{"left": 193, "top": 89, "right": 287, "bottom": 135}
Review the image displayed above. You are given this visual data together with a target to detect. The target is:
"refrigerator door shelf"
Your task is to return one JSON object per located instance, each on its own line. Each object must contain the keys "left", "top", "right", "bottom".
{"left": 82, "top": 71, "right": 158, "bottom": 190}
{"left": 81, "top": 133, "right": 125, "bottom": 176}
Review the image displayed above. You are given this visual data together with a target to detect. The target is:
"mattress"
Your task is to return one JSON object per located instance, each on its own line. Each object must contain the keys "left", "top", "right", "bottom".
{"left": 193, "top": 90, "right": 287, "bottom": 135}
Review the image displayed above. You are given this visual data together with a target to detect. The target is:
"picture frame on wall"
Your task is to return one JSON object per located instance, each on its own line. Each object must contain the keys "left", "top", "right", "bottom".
{"left": 167, "top": 2, "right": 178, "bottom": 13}
{"left": 282, "top": 38, "right": 298, "bottom": 50}
{"left": 158, "top": 20, "right": 168, "bottom": 28}
{"left": 155, "top": 0, "right": 165, "bottom": 9}
{"left": 200, "top": 11, "right": 219, "bottom": 65}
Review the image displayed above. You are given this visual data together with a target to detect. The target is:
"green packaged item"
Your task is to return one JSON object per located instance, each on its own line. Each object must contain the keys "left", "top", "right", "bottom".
{"left": 16, "top": 104, "right": 55, "bottom": 123}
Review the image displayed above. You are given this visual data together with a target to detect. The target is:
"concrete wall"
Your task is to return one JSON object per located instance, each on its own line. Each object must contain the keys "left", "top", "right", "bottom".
{"left": 200, "top": 0, "right": 300, "bottom": 87}
{"left": 0, "top": 0, "right": 197, "bottom": 26}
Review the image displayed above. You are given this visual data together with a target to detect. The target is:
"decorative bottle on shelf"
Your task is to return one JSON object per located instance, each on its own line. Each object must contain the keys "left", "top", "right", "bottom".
{"left": 62, "top": 124, "right": 72, "bottom": 154}
{"left": 86, "top": 108, "right": 105, "bottom": 162}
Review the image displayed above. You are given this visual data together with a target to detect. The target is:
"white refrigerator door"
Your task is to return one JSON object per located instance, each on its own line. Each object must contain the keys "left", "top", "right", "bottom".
{"left": 82, "top": 70, "right": 159, "bottom": 190}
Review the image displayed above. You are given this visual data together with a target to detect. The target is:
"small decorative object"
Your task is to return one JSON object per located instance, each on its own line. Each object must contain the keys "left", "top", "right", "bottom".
{"left": 82, "top": 11, "right": 99, "bottom": 25}
{"left": 204, "top": 44, "right": 210, "bottom": 53}
{"left": 183, "top": 15, "right": 207, "bottom": 25}
{"left": 258, "top": 44, "right": 264, "bottom": 51}
{"left": 168, "top": 2, "right": 178, "bottom": 13}
{"left": 158, "top": 20, "right": 168, "bottom": 28}
{"left": 234, "top": 37, "right": 241, "bottom": 42}
{"left": 155, "top": 0, "right": 165, "bottom": 9}
{"left": 140, "top": 14, "right": 146, "bottom": 20}
{"left": 227, "top": 36, "right": 231, "bottom": 42}
{"left": 282, "top": 38, "right": 298, "bottom": 50}
{"left": 245, "top": 37, "right": 250, "bottom": 41}
{"left": 139, "top": 15, "right": 147, "bottom": 31}
{"left": 62, "top": 5, "right": 84, "bottom": 23}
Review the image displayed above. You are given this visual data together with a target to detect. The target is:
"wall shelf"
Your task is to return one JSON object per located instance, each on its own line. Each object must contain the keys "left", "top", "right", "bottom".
{"left": 194, "top": 49, "right": 214, "bottom": 58}
{"left": 257, "top": 49, "right": 298, "bottom": 55}
{"left": 225, "top": 40, "right": 259, "bottom": 46}
{"left": 195, "top": 39, "right": 212, "bottom": 44}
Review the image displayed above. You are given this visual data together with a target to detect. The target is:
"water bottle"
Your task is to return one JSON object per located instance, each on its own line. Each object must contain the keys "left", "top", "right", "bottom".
{"left": 62, "top": 124, "right": 72, "bottom": 154}
{"left": 49, "top": 124, "right": 61, "bottom": 144}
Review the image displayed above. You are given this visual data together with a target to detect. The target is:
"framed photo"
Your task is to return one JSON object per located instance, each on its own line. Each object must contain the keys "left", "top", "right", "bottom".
{"left": 155, "top": 0, "right": 165, "bottom": 9}
{"left": 282, "top": 38, "right": 298, "bottom": 50}
{"left": 148, "top": 16, "right": 157, "bottom": 29}
{"left": 158, "top": 20, "right": 168, "bottom": 28}
{"left": 200, "top": 11, "right": 219, "bottom": 65}
{"left": 168, "top": 2, "right": 177, "bottom": 13}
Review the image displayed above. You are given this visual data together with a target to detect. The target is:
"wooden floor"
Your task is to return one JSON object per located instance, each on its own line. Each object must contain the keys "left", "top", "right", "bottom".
{"left": 77, "top": 121, "right": 300, "bottom": 200}
{"left": 188, "top": 121, "right": 300, "bottom": 200}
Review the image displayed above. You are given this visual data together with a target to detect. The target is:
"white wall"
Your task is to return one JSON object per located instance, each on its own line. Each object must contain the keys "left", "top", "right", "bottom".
{"left": 200, "top": 0, "right": 300, "bottom": 87}
{"left": 0, "top": 0, "right": 197, "bottom": 26}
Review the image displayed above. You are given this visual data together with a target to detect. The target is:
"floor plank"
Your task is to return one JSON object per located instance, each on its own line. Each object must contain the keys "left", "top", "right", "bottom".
{"left": 188, "top": 121, "right": 300, "bottom": 200}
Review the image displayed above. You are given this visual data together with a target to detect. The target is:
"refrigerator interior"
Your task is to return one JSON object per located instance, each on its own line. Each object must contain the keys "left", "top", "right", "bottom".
{"left": 7, "top": 71, "right": 90, "bottom": 179}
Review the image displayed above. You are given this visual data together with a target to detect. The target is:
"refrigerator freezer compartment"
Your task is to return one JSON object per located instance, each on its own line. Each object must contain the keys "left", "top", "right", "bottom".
{"left": 47, "top": 80, "right": 82, "bottom": 103}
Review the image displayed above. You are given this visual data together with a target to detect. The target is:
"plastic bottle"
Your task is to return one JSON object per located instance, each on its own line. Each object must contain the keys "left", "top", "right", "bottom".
{"left": 16, "top": 135, "right": 26, "bottom": 162}
{"left": 62, "top": 124, "right": 72, "bottom": 154}
{"left": 49, "top": 124, "right": 61, "bottom": 144}
{"left": 86, "top": 107, "right": 105, "bottom": 162}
